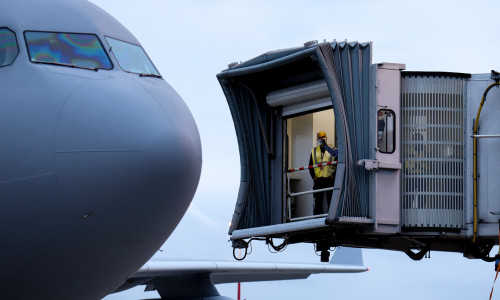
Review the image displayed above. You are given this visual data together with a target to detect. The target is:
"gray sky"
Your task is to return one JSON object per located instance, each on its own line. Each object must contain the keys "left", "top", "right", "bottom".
{"left": 94, "top": 0, "right": 500, "bottom": 299}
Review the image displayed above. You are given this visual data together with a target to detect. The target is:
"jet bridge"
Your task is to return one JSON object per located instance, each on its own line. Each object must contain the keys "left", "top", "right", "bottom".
{"left": 216, "top": 40, "right": 500, "bottom": 262}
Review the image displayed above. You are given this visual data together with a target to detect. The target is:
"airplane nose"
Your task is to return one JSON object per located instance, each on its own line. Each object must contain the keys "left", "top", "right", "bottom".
{"left": 54, "top": 78, "right": 202, "bottom": 244}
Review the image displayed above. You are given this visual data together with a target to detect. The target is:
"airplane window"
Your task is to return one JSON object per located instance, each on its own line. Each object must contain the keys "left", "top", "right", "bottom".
{"left": 105, "top": 37, "right": 160, "bottom": 77}
{"left": 0, "top": 28, "right": 19, "bottom": 67}
{"left": 24, "top": 31, "right": 112, "bottom": 70}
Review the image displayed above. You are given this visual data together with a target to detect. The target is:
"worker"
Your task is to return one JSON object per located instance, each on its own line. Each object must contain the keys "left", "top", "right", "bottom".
{"left": 309, "top": 131, "right": 338, "bottom": 215}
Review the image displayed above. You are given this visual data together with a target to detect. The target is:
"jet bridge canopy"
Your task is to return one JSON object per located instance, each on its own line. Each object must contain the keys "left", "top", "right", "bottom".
{"left": 217, "top": 41, "right": 372, "bottom": 234}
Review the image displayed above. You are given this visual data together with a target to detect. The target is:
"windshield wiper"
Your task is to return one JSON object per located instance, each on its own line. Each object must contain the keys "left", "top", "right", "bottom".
{"left": 139, "top": 73, "right": 162, "bottom": 79}
{"left": 34, "top": 61, "right": 99, "bottom": 71}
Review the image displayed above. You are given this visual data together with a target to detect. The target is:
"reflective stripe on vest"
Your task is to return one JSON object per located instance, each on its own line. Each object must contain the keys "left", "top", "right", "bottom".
{"left": 311, "top": 146, "right": 336, "bottom": 178}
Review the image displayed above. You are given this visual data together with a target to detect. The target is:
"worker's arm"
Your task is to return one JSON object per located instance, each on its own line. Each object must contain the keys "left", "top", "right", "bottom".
{"left": 324, "top": 144, "right": 338, "bottom": 157}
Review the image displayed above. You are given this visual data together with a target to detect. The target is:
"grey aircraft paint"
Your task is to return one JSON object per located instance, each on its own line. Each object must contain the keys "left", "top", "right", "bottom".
{"left": 0, "top": 0, "right": 202, "bottom": 299}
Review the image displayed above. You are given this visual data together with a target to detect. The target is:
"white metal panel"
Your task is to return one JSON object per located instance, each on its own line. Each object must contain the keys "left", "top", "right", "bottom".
{"left": 373, "top": 63, "right": 405, "bottom": 233}
{"left": 266, "top": 80, "right": 329, "bottom": 107}
{"left": 282, "top": 97, "right": 332, "bottom": 117}
{"left": 266, "top": 80, "right": 333, "bottom": 116}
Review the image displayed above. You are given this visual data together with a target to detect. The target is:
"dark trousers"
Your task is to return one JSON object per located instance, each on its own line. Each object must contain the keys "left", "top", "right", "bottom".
{"left": 313, "top": 176, "right": 335, "bottom": 215}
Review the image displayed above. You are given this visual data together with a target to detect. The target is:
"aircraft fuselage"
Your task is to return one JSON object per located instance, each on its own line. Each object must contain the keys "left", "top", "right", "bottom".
{"left": 0, "top": 1, "right": 202, "bottom": 299}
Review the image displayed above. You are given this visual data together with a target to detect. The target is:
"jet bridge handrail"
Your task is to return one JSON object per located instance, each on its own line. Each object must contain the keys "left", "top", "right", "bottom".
{"left": 286, "top": 162, "right": 338, "bottom": 221}
{"left": 289, "top": 187, "right": 335, "bottom": 197}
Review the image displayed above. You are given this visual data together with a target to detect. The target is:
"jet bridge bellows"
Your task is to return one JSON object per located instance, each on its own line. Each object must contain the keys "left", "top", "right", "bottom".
{"left": 217, "top": 41, "right": 372, "bottom": 232}
{"left": 217, "top": 41, "right": 500, "bottom": 262}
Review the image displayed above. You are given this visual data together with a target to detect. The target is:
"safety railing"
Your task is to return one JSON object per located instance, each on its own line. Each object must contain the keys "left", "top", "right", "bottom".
{"left": 285, "top": 162, "right": 338, "bottom": 222}
{"left": 287, "top": 161, "right": 338, "bottom": 173}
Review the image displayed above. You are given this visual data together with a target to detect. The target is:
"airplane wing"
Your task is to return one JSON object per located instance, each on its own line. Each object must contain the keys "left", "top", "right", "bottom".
{"left": 113, "top": 247, "right": 367, "bottom": 299}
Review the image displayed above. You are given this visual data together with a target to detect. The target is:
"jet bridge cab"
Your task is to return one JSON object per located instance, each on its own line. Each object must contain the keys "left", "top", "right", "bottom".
{"left": 217, "top": 40, "right": 500, "bottom": 262}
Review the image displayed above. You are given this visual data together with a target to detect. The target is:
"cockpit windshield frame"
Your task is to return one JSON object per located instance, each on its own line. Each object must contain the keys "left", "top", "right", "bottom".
{"left": 24, "top": 30, "right": 113, "bottom": 71}
{"left": 105, "top": 36, "right": 161, "bottom": 78}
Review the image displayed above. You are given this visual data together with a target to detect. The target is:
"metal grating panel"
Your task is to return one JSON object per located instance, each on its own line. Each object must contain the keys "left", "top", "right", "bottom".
{"left": 401, "top": 75, "right": 466, "bottom": 228}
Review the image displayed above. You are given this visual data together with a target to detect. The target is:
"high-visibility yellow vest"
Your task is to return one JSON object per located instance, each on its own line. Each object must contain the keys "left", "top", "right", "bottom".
{"left": 311, "top": 145, "right": 336, "bottom": 178}
{"left": 405, "top": 145, "right": 426, "bottom": 174}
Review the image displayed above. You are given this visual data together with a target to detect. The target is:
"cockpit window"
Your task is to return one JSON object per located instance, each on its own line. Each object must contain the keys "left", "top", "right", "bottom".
{"left": 0, "top": 28, "right": 19, "bottom": 67}
{"left": 105, "top": 37, "right": 160, "bottom": 77}
{"left": 24, "top": 31, "right": 112, "bottom": 70}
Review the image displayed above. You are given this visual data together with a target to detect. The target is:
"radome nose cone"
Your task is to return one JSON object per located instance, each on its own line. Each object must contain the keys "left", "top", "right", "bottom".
{"left": 54, "top": 78, "right": 201, "bottom": 243}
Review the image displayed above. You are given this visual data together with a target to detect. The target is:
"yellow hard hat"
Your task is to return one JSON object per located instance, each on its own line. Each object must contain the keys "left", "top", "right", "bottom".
{"left": 317, "top": 131, "right": 327, "bottom": 139}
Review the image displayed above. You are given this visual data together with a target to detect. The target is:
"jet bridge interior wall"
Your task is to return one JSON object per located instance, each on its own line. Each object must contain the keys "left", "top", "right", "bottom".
{"left": 400, "top": 73, "right": 467, "bottom": 229}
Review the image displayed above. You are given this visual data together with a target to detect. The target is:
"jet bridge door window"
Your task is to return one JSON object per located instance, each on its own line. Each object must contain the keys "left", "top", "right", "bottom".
{"left": 24, "top": 31, "right": 113, "bottom": 70}
{"left": 377, "top": 109, "right": 396, "bottom": 154}
{"left": 0, "top": 28, "right": 19, "bottom": 67}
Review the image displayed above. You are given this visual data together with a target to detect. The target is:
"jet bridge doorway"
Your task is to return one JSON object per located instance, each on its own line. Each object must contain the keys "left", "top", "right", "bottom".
{"left": 285, "top": 109, "right": 336, "bottom": 221}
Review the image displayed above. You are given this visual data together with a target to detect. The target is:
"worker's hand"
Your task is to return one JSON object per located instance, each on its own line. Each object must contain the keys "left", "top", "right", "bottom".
{"left": 313, "top": 176, "right": 317, "bottom": 181}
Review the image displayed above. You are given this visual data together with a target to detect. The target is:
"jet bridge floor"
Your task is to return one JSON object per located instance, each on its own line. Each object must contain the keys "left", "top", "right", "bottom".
{"left": 231, "top": 217, "right": 374, "bottom": 241}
